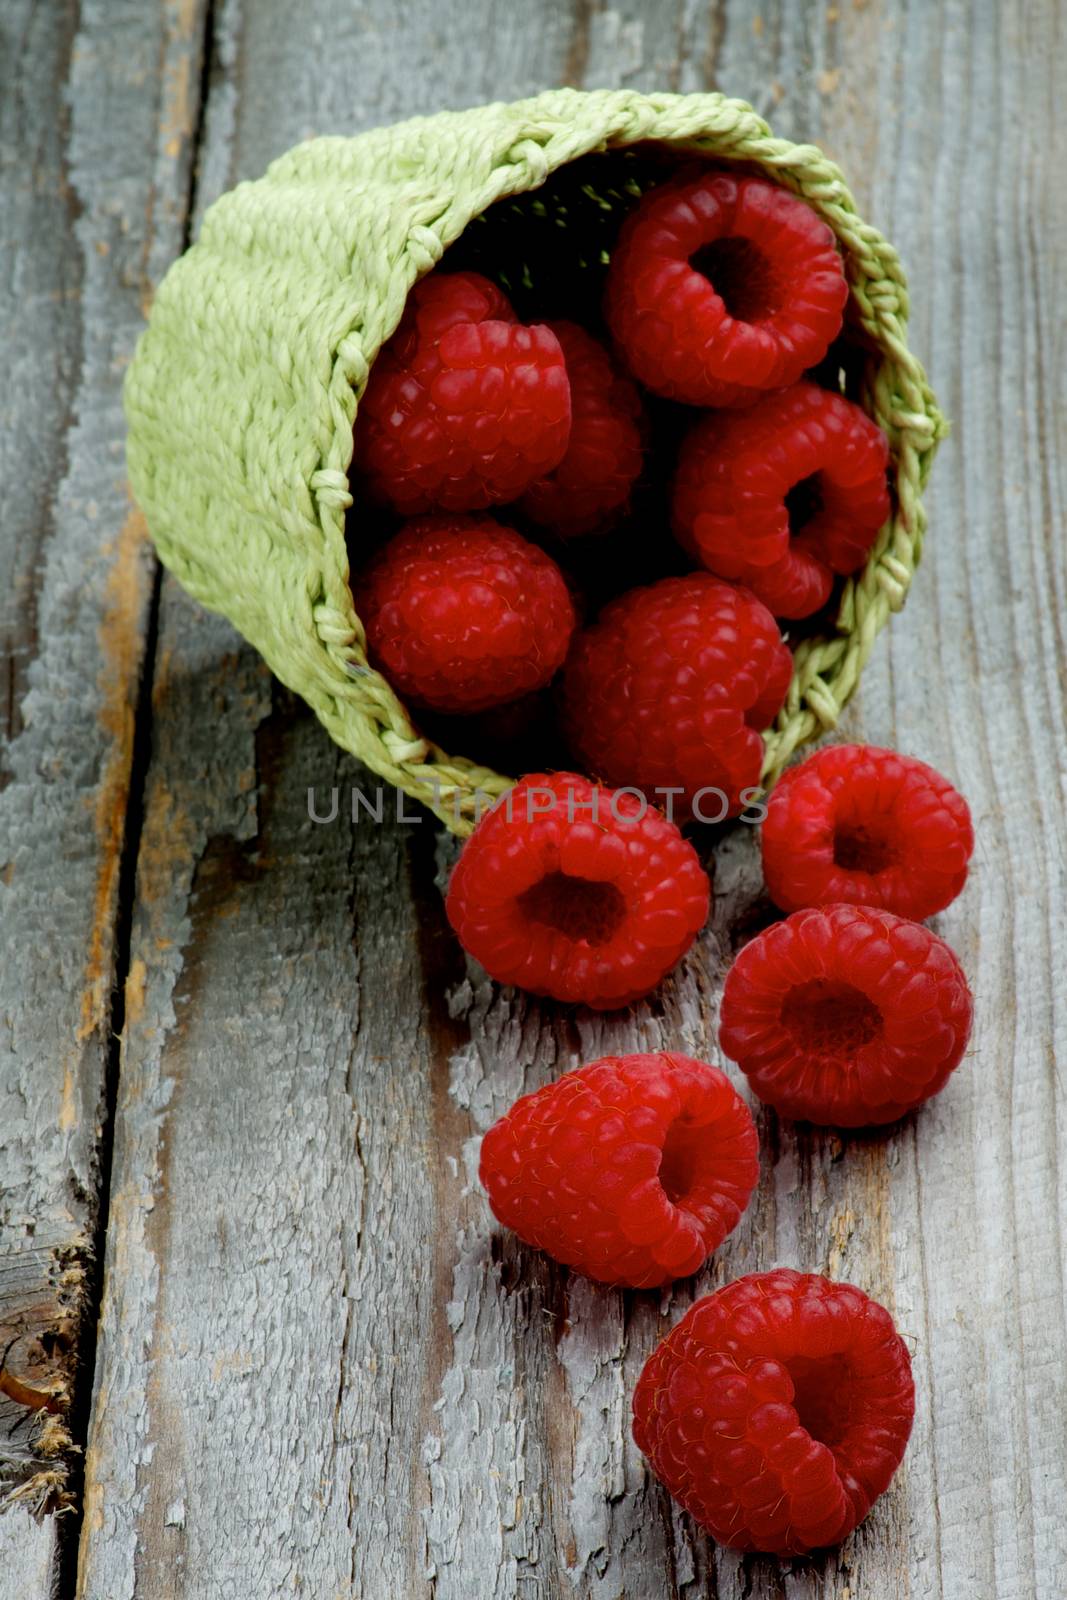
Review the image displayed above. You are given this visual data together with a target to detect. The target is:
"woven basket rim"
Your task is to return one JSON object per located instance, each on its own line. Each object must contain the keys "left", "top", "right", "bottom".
{"left": 127, "top": 87, "right": 946, "bottom": 836}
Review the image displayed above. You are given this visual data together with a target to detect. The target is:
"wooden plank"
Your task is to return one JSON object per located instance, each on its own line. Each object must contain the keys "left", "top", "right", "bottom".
{"left": 73, "top": 5, "right": 582, "bottom": 1593}
{"left": 0, "top": 0, "right": 209, "bottom": 1559}
{"left": 77, "top": 4, "right": 1067, "bottom": 1600}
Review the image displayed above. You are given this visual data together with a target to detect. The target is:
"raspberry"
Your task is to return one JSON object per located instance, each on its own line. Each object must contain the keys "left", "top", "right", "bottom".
{"left": 672, "top": 383, "right": 891, "bottom": 618}
{"left": 632, "top": 1268, "right": 915, "bottom": 1554}
{"left": 353, "top": 271, "right": 571, "bottom": 514}
{"left": 519, "top": 321, "right": 645, "bottom": 538}
{"left": 479, "top": 1052, "right": 758, "bottom": 1288}
{"left": 605, "top": 173, "right": 848, "bottom": 407}
{"left": 354, "top": 516, "right": 575, "bottom": 713}
{"left": 560, "top": 575, "right": 793, "bottom": 820}
{"left": 762, "top": 744, "right": 974, "bottom": 919}
{"left": 719, "top": 904, "right": 973, "bottom": 1126}
{"left": 445, "top": 772, "right": 710, "bottom": 1009}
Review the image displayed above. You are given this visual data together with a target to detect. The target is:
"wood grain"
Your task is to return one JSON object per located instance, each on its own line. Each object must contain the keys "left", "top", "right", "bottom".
{"left": 38, "top": 1, "right": 1067, "bottom": 1599}
{"left": 0, "top": 0, "right": 209, "bottom": 1566}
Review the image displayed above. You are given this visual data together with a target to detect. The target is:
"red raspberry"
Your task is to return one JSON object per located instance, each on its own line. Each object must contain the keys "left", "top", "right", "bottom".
{"left": 719, "top": 904, "right": 973, "bottom": 1126}
{"left": 672, "top": 383, "right": 891, "bottom": 619}
{"left": 354, "top": 516, "right": 575, "bottom": 713}
{"left": 353, "top": 271, "right": 571, "bottom": 514}
{"left": 560, "top": 575, "right": 793, "bottom": 820}
{"left": 518, "top": 321, "right": 645, "bottom": 538}
{"left": 762, "top": 744, "right": 974, "bottom": 919}
{"left": 604, "top": 173, "right": 847, "bottom": 407}
{"left": 479, "top": 1052, "right": 758, "bottom": 1288}
{"left": 632, "top": 1268, "right": 914, "bottom": 1554}
{"left": 445, "top": 772, "right": 710, "bottom": 1009}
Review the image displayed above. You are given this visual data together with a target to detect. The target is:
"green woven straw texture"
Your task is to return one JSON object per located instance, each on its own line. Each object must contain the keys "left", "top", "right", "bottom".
{"left": 124, "top": 86, "right": 945, "bottom": 837}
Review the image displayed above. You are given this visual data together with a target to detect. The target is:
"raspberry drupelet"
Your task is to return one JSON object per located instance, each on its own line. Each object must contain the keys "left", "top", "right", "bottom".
{"left": 354, "top": 516, "right": 576, "bottom": 713}
{"left": 632, "top": 1268, "right": 915, "bottom": 1554}
{"left": 353, "top": 270, "right": 571, "bottom": 514}
{"left": 719, "top": 904, "right": 973, "bottom": 1126}
{"left": 605, "top": 172, "right": 848, "bottom": 408}
{"left": 519, "top": 321, "right": 646, "bottom": 538}
{"left": 761, "top": 743, "right": 974, "bottom": 920}
{"left": 479, "top": 1052, "right": 759, "bottom": 1288}
{"left": 445, "top": 772, "right": 710, "bottom": 1009}
{"left": 560, "top": 574, "right": 793, "bottom": 820}
{"left": 672, "top": 383, "right": 891, "bottom": 619}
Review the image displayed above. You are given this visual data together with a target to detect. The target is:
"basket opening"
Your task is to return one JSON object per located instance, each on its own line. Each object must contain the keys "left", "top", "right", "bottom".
{"left": 354, "top": 148, "right": 876, "bottom": 784}
{"left": 516, "top": 872, "right": 626, "bottom": 946}
{"left": 338, "top": 132, "right": 934, "bottom": 831}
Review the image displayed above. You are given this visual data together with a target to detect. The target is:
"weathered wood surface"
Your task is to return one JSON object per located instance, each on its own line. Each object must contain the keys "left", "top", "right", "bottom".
{"left": 2, "top": 0, "right": 1065, "bottom": 1597}
{"left": 0, "top": 0, "right": 208, "bottom": 1557}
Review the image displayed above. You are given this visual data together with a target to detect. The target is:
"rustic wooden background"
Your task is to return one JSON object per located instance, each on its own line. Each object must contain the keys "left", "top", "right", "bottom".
{"left": 1, "top": 0, "right": 1065, "bottom": 1596}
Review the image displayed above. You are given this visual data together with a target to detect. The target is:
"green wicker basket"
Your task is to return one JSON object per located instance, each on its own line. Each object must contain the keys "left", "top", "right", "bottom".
{"left": 124, "top": 87, "right": 945, "bottom": 835}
